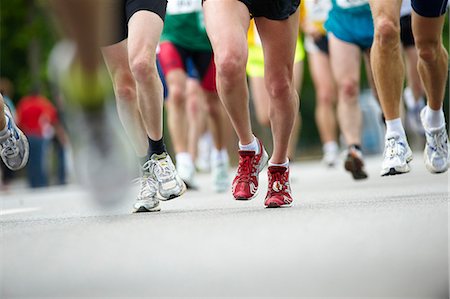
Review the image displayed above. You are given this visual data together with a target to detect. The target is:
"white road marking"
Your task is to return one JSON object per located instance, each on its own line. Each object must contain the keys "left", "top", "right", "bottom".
{"left": 0, "top": 207, "right": 40, "bottom": 216}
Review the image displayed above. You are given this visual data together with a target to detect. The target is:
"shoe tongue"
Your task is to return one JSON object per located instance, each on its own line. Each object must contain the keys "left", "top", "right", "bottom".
{"left": 239, "top": 150, "right": 255, "bottom": 156}
{"left": 268, "top": 166, "right": 287, "bottom": 173}
{"left": 151, "top": 152, "right": 167, "bottom": 161}
{"left": 385, "top": 132, "right": 400, "bottom": 140}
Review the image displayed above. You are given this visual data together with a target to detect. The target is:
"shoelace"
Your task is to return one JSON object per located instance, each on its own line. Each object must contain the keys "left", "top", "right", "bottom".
{"left": 385, "top": 138, "right": 404, "bottom": 159}
{"left": 428, "top": 130, "right": 448, "bottom": 158}
{"left": 237, "top": 155, "right": 254, "bottom": 183}
{"left": 268, "top": 171, "right": 289, "bottom": 194}
{"left": 147, "top": 158, "right": 175, "bottom": 181}
{"left": 133, "top": 172, "right": 158, "bottom": 200}
{"left": 0, "top": 130, "right": 19, "bottom": 158}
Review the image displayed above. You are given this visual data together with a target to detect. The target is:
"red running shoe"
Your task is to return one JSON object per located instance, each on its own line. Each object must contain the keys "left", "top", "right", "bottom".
{"left": 232, "top": 138, "right": 268, "bottom": 200}
{"left": 264, "top": 166, "right": 293, "bottom": 208}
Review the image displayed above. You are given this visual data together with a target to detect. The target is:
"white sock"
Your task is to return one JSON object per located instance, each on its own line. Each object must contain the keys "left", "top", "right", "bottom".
{"left": 239, "top": 136, "right": 260, "bottom": 155}
{"left": 176, "top": 152, "right": 194, "bottom": 167}
{"left": 0, "top": 115, "right": 9, "bottom": 136}
{"left": 323, "top": 141, "right": 338, "bottom": 154}
{"left": 385, "top": 118, "right": 406, "bottom": 139}
{"left": 425, "top": 106, "right": 444, "bottom": 130}
{"left": 211, "top": 148, "right": 229, "bottom": 165}
{"left": 269, "top": 159, "right": 289, "bottom": 168}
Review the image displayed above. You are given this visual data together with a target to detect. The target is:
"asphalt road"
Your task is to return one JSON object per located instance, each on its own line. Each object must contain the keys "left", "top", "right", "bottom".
{"left": 1, "top": 154, "right": 448, "bottom": 298}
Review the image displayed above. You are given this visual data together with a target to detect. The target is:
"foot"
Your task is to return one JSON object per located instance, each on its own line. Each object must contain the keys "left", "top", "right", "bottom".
{"left": 212, "top": 158, "right": 229, "bottom": 193}
{"left": 344, "top": 146, "right": 368, "bottom": 180}
{"left": 232, "top": 138, "right": 268, "bottom": 200}
{"left": 176, "top": 157, "right": 198, "bottom": 190}
{"left": 420, "top": 108, "right": 449, "bottom": 173}
{"left": 133, "top": 168, "right": 161, "bottom": 213}
{"left": 150, "top": 152, "right": 187, "bottom": 200}
{"left": 264, "top": 166, "right": 293, "bottom": 208}
{"left": 322, "top": 148, "right": 339, "bottom": 168}
{"left": 0, "top": 104, "right": 29, "bottom": 170}
{"left": 380, "top": 134, "right": 413, "bottom": 176}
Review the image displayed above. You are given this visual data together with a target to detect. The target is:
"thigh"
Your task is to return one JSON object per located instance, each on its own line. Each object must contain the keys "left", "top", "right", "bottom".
{"left": 203, "top": 0, "right": 250, "bottom": 62}
{"left": 127, "top": 9, "right": 165, "bottom": 62}
{"left": 254, "top": 9, "right": 299, "bottom": 83}
{"left": 412, "top": 11, "right": 446, "bottom": 45}
{"left": 369, "top": 0, "right": 402, "bottom": 25}
{"left": 102, "top": 40, "right": 133, "bottom": 83}
{"left": 308, "top": 51, "right": 335, "bottom": 95}
{"left": 328, "top": 33, "right": 361, "bottom": 85}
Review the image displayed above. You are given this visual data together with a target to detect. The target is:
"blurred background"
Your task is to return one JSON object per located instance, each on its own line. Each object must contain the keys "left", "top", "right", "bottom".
{"left": 0, "top": 0, "right": 448, "bottom": 191}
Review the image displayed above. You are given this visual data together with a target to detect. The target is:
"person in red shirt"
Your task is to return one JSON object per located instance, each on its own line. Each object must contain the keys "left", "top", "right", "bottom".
{"left": 16, "top": 88, "right": 61, "bottom": 187}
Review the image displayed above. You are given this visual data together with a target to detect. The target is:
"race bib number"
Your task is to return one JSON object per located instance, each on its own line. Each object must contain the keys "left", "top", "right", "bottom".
{"left": 167, "top": 0, "right": 202, "bottom": 14}
{"left": 336, "top": 0, "right": 368, "bottom": 9}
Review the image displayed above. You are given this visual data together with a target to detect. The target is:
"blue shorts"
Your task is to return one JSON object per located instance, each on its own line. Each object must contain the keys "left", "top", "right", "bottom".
{"left": 412, "top": 0, "right": 448, "bottom": 17}
{"left": 325, "top": 9, "right": 374, "bottom": 50}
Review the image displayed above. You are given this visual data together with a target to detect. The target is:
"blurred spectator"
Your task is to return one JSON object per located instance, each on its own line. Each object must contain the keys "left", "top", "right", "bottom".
{"left": 16, "top": 87, "right": 67, "bottom": 188}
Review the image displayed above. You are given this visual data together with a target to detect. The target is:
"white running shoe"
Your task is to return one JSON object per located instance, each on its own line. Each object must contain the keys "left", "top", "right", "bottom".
{"left": 322, "top": 148, "right": 339, "bottom": 167}
{"left": 0, "top": 105, "right": 29, "bottom": 171}
{"left": 150, "top": 152, "right": 187, "bottom": 200}
{"left": 133, "top": 168, "right": 160, "bottom": 213}
{"left": 176, "top": 156, "right": 198, "bottom": 190}
{"left": 212, "top": 159, "right": 229, "bottom": 193}
{"left": 196, "top": 132, "right": 213, "bottom": 173}
{"left": 420, "top": 108, "right": 449, "bottom": 173}
{"left": 380, "top": 134, "right": 413, "bottom": 176}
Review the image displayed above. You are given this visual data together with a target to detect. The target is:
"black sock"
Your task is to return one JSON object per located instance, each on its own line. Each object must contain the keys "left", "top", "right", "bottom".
{"left": 148, "top": 137, "right": 166, "bottom": 157}
{"left": 350, "top": 144, "right": 362, "bottom": 151}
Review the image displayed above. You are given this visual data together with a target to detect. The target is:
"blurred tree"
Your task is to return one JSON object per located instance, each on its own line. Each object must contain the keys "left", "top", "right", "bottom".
{"left": 0, "top": 0, "right": 56, "bottom": 101}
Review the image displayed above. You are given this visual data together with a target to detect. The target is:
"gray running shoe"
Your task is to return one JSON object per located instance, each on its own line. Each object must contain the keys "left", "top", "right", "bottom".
{"left": 0, "top": 105, "right": 29, "bottom": 170}
{"left": 149, "top": 152, "right": 186, "bottom": 200}
{"left": 420, "top": 108, "right": 449, "bottom": 173}
{"left": 133, "top": 165, "right": 161, "bottom": 213}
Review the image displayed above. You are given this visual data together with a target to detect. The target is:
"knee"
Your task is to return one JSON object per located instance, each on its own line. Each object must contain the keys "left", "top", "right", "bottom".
{"left": 114, "top": 76, "right": 136, "bottom": 103}
{"left": 374, "top": 16, "right": 400, "bottom": 46}
{"left": 130, "top": 58, "right": 157, "bottom": 83}
{"left": 415, "top": 40, "right": 442, "bottom": 63}
{"left": 266, "top": 77, "right": 292, "bottom": 103}
{"left": 316, "top": 88, "right": 334, "bottom": 107}
{"left": 215, "top": 50, "right": 246, "bottom": 84}
{"left": 168, "top": 84, "right": 185, "bottom": 106}
{"left": 339, "top": 78, "right": 359, "bottom": 101}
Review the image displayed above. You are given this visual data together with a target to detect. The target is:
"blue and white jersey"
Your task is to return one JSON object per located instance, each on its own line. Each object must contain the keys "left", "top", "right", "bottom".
{"left": 331, "top": 0, "right": 370, "bottom": 14}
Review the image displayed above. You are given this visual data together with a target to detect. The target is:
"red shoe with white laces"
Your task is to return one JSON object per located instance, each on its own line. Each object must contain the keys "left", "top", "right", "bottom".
{"left": 264, "top": 166, "right": 293, "bottom": 208}
{"left": 232, "top": 138, "right": 268, "bottom": 200}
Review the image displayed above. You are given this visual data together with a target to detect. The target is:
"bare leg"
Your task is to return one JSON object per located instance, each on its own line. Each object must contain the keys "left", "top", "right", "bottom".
{"left": 255, "top": 10, "right": 300, "bottom": 164}
{"left": 127, "top": 11, "right": 164, "bottom": 141}
{"left": 328, "top": 33, "right": 362, "bottom": 146}
{"left": 412, "top": 13, "right": 448, "bottom": 111}
{"left": 288, "top": 60, "right": 304, "bottom": 160}
{"left": 404, "top": 47, "right": 425, "bottom": 102}
{"left": 203, "top": 0, "right": 253, "bottom": 145}
{"left": 308, "top": 50, "right": 337, "bottom": 144}
{"left": 186, "top": 78, "right": 206, "bottom": 160}
{"left": 102, "top": 41, "right": 149, "bottom": 157}
{"left": 165, "top": 69, "right": 188, "bottom": 154}
{"left": 369, "top": 0, "right": 403, "bottom": 120}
